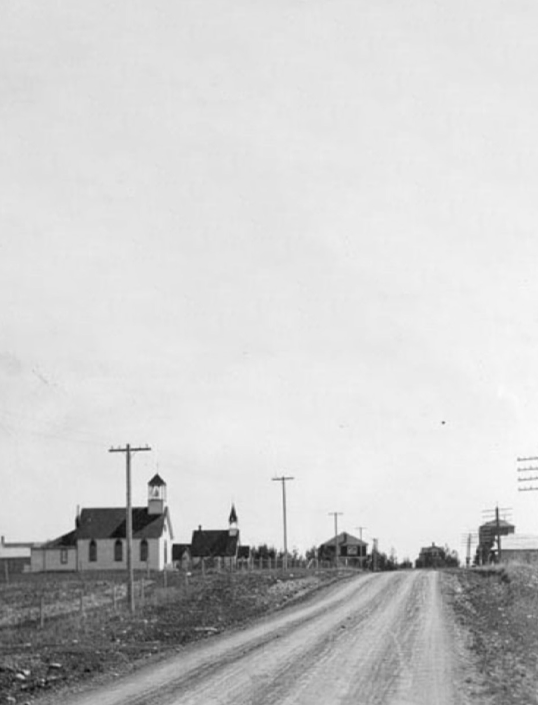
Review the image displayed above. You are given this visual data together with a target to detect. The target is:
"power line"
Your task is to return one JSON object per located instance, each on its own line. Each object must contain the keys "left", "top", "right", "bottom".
{"left": 517, "top": 455, "right": 538, "bottom": 492}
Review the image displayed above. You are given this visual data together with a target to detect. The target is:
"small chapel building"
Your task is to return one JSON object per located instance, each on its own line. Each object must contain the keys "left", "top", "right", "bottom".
{"left": 31, "top": 474, "right": 174, "bottom": 573}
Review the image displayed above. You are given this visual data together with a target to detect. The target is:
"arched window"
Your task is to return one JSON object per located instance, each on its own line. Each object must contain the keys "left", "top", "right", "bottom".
{"left": 89, "top": 540, "right": 97, "bottom": 562}
{"left": 140, "top": 539, "right": 149, "bottom": 562}
{"left": 114, "top": 539, "right": 123, "bottom": 562}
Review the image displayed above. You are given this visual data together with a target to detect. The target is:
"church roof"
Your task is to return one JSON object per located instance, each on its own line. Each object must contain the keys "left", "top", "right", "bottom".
{"left": 77, "top": 507, "right": 169, "bottom": 540}
{"left": 191, "top": 529, "right": 239, "bottom": 558}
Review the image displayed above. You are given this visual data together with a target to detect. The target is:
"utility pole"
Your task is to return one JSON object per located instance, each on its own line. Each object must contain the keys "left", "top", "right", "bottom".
{"left": 272, "top": 476, "right": 294, "bottom": 570}
{"left": 461, "top": 531, "right": 477, "bottom": 568}
{"left": 328, "top": 512, "right": 343, "bottom": 569}
{"left": 109, "top": 443, "right": 151, "bottom": 612}
{"left": 482, "top": 505, "right": 511, "bottom": 565}
{"left": 495, "top": 505, "right": 502, "bottom": 563}
{"left": 355, "top": 526, "right": 367, "bottom": 567}
{"left": 355, "top": 526, "right": 367, "bottom": 542}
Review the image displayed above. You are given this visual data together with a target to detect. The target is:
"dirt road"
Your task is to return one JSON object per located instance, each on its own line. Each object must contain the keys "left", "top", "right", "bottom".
{"left": 60, "top": 571, "right": 471, "bottom": 705}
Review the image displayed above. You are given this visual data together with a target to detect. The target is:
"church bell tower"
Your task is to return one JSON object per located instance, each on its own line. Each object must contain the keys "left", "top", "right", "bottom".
{"left": 147, "top": 473, "right": 167, "bottom": 515}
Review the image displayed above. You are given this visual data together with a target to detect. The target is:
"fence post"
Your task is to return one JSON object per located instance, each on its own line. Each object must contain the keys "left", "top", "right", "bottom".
{"left": 113, "top": 584, "right": 118, "bottom": 611}
{"left": 40, "top": 594, "right": 45, "bottom": 629}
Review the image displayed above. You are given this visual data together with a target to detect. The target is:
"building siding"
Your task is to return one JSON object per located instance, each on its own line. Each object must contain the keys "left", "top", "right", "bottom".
{"left": 31, "top": 547, "right": 77, "bottom": 572}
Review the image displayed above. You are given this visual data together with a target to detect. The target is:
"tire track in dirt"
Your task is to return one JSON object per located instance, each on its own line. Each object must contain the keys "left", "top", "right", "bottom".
{"left": 57, "top": 571, "right": 474, "bottom": 705}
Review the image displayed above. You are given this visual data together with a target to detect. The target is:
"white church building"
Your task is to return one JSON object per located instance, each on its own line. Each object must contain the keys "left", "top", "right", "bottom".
{"left": 31, "top": 474, "right": 174, "bottom": 572}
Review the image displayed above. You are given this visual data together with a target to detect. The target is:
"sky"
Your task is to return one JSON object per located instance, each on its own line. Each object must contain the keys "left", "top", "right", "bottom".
{"left": 2, "top": 1, "right": 538, "bottom": 562}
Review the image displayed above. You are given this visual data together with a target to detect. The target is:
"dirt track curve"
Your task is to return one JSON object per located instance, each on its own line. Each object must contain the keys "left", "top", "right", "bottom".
{"left": 59, "top": 571, "right": 472, "bottom": 705}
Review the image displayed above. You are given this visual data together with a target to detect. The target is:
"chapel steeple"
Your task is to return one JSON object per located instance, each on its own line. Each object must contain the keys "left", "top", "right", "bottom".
{"left": 147, "top": 473, "right": 167, "bottom": 515}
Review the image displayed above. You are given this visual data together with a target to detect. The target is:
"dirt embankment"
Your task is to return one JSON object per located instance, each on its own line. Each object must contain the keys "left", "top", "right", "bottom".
{"left": 0, "top": 569, "right": 348, "bottom": 703}
{"left": 447, "top": 564, "right": 538, "bottom": 705}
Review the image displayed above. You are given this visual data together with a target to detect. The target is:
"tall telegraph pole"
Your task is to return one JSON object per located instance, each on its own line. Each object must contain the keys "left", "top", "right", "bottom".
{"left": 109, "top": 443, "right": 151, "bottom": 612}
{"left": 272, "top": 476, "right": 294, "bottom": 570}
{"left": 328, "top": 512, "right": 343, "bottom": 568}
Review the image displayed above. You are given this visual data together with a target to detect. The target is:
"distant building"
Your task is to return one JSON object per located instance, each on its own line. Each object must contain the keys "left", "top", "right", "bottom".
{"left": 31, "top": 474, "right": 174, "bottom": 572}
{"left": 183, "top": 504, "right": 241, "bottom": 569}
{"left": 415, "top": 543, "right": 445, "bottom": 569}
{"left": 476, "top": 519, "right": 515, "bottom": 565}
{"left": 318, "top": 532, "right": 368, "bottom": 566}
{"left": 500, "top": 534, "right": 538, "bottom": 564}
{"left": 0, "top": 536, "right": 35, "bottom": 576}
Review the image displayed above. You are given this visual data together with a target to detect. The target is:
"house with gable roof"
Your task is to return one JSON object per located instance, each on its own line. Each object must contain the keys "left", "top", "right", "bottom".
{"left": 31, "top": 474, "right": 174, "bottom": 572}
{"left": 318, "top": 532, "right": 368, "bottom": 566}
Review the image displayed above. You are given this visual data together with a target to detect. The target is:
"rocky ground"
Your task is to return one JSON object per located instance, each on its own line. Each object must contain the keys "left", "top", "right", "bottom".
{"left": 0, "top": 569, "right": 347, "bottom": 704}
{"left": 447, "top": 564, "right": 538, "bottom": 705}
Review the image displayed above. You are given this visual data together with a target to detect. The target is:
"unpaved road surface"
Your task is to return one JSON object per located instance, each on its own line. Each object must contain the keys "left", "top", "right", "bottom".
{"left": 58, "top": 571, "right": 471, "bottom": 705}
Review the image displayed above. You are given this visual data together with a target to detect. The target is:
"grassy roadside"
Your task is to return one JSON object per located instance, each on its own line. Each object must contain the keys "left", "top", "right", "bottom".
{"left": 0, "top": 569, "right": 353, "bottom": 703}
{"left": 447, "top": 564, "right": 538, "bottom": 705}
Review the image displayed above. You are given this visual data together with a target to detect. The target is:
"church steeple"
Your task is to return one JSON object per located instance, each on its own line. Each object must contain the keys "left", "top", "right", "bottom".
{"left": 229, "top": 503, "right": 238, "bottom": 536}
{"left": 148, "top": 474, "right": 167, "bottom": 515}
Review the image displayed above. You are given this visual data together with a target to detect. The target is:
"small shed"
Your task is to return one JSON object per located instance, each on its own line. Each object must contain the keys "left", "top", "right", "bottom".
{"left": 172, "top": 543, "right": 191, "bottom": 569}
{"left": 0, "top": 536, "right": 34, "bottom": 576}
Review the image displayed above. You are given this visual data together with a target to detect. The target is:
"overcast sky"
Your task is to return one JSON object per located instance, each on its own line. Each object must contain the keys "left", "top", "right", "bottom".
{"left": 2, "top": 1, "right": 538, "bottom": 561}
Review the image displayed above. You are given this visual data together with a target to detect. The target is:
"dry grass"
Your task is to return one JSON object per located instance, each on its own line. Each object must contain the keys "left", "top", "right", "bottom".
{"left": 0, "top": 567, "right": 348, "bottom": 702}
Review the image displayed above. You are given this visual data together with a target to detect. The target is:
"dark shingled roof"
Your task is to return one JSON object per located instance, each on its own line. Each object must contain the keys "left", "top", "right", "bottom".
{"left": 148, "top": 473, "right": 166, "bottom": 487}
{"left": 190, "top": 530, "right": 239, "bottom": 558}
{"left": 41, "top": 530, "right": 77, "bottom": 549}
{"left": 77, "top": 507, "right": 169, "bottom": 540}
{"left": 320, "top": 532, "right": 367, "bottom": 548}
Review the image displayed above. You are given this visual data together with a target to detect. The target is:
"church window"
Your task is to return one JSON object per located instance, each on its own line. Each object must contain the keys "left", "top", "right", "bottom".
{"left": 140, "top": 539, "right": 149, "bottom": 562}
{"left": 114, "top": 539, "right": 123, "bottom": 562}
{"left": 89, "top": 540, "right": 97, "bottom": 562}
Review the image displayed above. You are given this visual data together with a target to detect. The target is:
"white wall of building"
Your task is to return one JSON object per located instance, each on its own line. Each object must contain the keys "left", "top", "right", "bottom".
{"left": 77, "top": 538, "right": 167, "bottom": 571}
{"left": 31, "top": 547, "right": 77, "bottom": 572}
